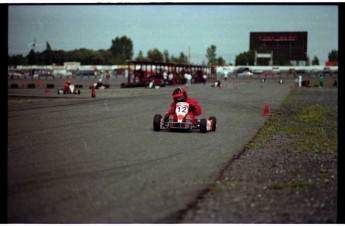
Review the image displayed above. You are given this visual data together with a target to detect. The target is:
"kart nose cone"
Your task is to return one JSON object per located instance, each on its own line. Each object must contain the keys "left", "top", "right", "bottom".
{"left": 177, "top": 115, "right": 184, "bottom": 122}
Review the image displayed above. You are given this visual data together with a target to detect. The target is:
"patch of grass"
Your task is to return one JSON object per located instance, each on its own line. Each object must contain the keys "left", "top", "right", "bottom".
{"left": 288, "top": 104, "right": 337, "bottom": 153}
{"left": 245, "top": 125, "right": 276, "bottom": 149}
{"left": 246, "top": 93, "right": 337, "bottom": 153}
{"left": 267, "top": 179, "right": 316, "bottom": 191}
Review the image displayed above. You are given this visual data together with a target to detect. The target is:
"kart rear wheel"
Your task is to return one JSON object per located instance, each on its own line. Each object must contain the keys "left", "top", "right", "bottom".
{"left": 200, "top": 118, "right": 207, "bottom": 133}
{"left": 209, "top": 116, "right": 217, "bottom": 131}
{"left": 153, "top": 114, "right": 162, "bottom": 131}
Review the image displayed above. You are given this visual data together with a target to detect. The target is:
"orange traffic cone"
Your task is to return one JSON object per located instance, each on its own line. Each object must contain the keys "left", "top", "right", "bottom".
{"left": 263, "top": 104, "right": 271, "bottom": 116}
{"left": 91, "top": 86, "right": 96, "bottom": 98}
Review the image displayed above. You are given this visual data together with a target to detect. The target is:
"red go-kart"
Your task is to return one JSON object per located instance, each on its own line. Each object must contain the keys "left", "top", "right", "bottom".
{"left": 153, "top": 102, "right": 217, "bottom": 133}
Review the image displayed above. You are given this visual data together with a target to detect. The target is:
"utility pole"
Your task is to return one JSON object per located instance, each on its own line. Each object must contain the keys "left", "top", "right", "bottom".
{"left": 32, "top": 39, "right": 36, "bottom": 52}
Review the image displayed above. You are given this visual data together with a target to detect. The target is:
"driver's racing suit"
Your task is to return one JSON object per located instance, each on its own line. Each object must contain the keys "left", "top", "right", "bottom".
{"left": 64, "top": 81, "right": 71, "bottom": 93}
{"left": 165, "top": 98, "right": 202, "bottom": 123}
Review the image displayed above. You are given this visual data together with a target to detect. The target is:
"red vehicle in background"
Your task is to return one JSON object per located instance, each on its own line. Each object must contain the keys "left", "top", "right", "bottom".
{"left": 121, "top": 61, "right": 215, "bottom": 88}
{"left": 145, "top": 74, "right": 166, "bottom": 88}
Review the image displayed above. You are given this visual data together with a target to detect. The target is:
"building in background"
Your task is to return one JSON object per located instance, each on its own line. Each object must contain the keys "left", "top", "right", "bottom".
{"left": 250, "top": 32, "right": 308, "bottom": 65}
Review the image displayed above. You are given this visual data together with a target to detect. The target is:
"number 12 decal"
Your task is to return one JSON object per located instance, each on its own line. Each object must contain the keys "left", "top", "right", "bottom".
{"left": 177, "top": 106, "right": 187, "bottom": 113}
{"left": 175, "top": 102, "right": 190, "bottom": 115}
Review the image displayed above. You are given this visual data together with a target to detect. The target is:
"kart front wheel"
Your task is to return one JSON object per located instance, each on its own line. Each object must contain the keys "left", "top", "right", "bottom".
{"left": 153, "top": 114, "right": 162, "bottom": 131}
{"left": 209, "top": 116, "right": 217, "bottom": 131}
{"left": 200, "top": 118, "right": 207, "bottom": 133}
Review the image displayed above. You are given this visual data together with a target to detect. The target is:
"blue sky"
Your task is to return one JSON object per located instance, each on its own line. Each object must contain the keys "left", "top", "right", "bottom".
{"left": 8, "top": 4, "right": 338, "bottom": 65}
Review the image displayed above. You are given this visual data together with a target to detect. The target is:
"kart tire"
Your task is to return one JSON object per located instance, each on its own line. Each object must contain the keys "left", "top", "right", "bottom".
{"left": 209, "top": 116, "right": 217, "bottom": 131}
{"left": 153, "top": 114, "right": 162, "bottom": 131}
{"left": 200, "top": 118, "right": 207, "bottom": 133}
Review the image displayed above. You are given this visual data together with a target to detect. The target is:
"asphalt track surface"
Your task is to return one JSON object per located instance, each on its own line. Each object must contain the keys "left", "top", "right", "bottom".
{"left": 8, "top": 78, "right": 294, "bottom": 223}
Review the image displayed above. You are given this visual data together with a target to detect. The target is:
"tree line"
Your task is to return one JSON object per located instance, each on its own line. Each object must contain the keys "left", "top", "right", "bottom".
{"left": 8, "top": 36, "right": 224, "bottom": 66}
{"left": 234, "top": 49, "right": 338, "bottom": 66}
{"left": 8, "top": 35, "right": 338, "bottom": 66}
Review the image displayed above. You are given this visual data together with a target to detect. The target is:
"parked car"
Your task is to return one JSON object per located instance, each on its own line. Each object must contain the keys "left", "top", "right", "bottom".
{"left": 34, "top": 70, "right": 54, "bottom": 79}
{"left": 52, "top": 70, "right": 72, "bottom": 79}
{"left": 237, "top": 70, "right": 254, "bottom": 77}
{"left": 76, "top": 70, "right": 97, "bottom": 78}
{"left": 8, "top": 71, "right": 24, "bottom": 80}
{"left": 236, "top": 67, "right": 251, "bottom": 73}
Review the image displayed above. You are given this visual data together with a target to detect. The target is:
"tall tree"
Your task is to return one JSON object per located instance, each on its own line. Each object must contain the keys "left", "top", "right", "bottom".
{"left": 97, "top": 49, "right": 113, "bottom": 65}
{"left": 135, "top": 50, "right": 145, "bottom": 61}
{"left": 8, "top": 54, "right": 27, "bottom": 65}
{"left": 146, "top": 48, "right": 163, "bottom": 63}
{"left": 109, "top": 36, "right": 133, "bottom": 64}
{"left": 177, "top": 52, "right": 188, "bottom": 64}
{"left": 163, "top": 50, "right": 170, "bottom": 63}
{"left": 27, "top": 49, "right": 36, "bottom": 65}
{"left": 217, "top": 57, "right": 226, "bottom": 66}
{"left": 311, "top": 56, "right": 319, "bottom": 65}
{"left": 235, "top": 51, "right": 255, "bottom": 65}
{"left": 206, "top": 45, "right": 217, "bottom": 65}
{"left": 46, "top": 41, "right": 52, "bottom": 51}
{"left": 42, "top": 41, "right": 53, "bottom": 65}
{"left": 328, "top": 50, "right": 338, "bottom": 61}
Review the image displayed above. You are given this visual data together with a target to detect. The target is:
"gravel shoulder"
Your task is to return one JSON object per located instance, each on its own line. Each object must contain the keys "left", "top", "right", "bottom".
{"left": 179, "top": 84, "right": 338, "bottom": 223}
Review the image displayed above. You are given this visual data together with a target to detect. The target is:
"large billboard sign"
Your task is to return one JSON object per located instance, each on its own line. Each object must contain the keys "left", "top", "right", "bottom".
{"left": 250, "top": 32, "right": 308, "bottom": 63}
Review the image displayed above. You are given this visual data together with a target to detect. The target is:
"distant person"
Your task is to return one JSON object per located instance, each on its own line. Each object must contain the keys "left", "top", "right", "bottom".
{"left": 216, "top": 80, "right": 222, "bottom": 88}
{"left": 298, "top": 75, "right": 302, "bottom": 88}
{"left": 224, "top": 71, "right": 228, "bottom": 82}
{"left": 203, "top": 73, "right": 207, "bottom": 86}
{"left": 96, "top": 78, "right": 104, "bottom": 89}
{"left": 319, "top": 75, "right": 324, "bottom": 88}
{"left": 64, "top": 79, "right": 72, "bottom": 93}
{"left": 105, "top": 71, "right": 110, "bottom": 86}
{"left": 163, "top": 70, "right": 168, "bottom": 85}
{"left": 212, "top": 80, "right": 222, "bottom": 88}
{"left": 168, "top": 72, "right": 174, "bottom": 86}
{"left": 185, "top": 72, "right": 192, "bottom": 86}
{"left": 187, "top": 73, "right": 192, "bottom": 86}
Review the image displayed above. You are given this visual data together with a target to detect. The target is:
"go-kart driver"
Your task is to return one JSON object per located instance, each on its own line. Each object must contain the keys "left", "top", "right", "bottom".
{"left": 64, "top": 79, "right": 72, "bottom": 93}
{"left": 164, "top": 87, "right": 202, "bottom": 123}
